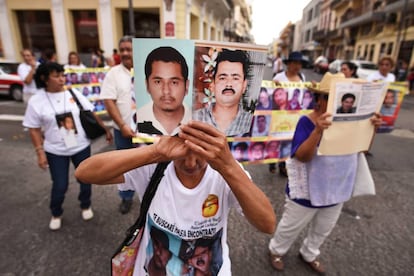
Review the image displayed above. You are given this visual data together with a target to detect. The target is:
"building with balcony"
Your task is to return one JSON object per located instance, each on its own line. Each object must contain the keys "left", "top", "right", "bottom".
{"left": 300, "top": 0, "right": 323, "bottom": 60}
{"left": 325, "top": 0, "right": 414, "bottom": 65}
{"left": 0, "top": 0, "right": 253, "bottom": 65}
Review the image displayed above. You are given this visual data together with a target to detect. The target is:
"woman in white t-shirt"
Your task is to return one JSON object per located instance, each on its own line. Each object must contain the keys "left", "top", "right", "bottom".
{"left": 22, "top": 62, "right": 112, "bottom": 231}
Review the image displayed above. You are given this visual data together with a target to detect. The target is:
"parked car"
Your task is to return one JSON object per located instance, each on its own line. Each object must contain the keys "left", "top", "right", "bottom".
{"left": 352, "top": 60, "right": 378, "bottom": 79}
{"left": 328, "top": 59, "right": 378, "bottom": 79}
{"left": 313, "top": 56, "right": 329, "bottom": 74}
{"left": 0, "top": 68, "right": 24, "bottom": 101}
{"left": 301, "top": 55, "right": 313, "bottom": 69}
{"left": 328, "top": 59, "right": 343, "bottom": 73}
{"left": 0, "top": 61, "right": 19, "bottom": 74}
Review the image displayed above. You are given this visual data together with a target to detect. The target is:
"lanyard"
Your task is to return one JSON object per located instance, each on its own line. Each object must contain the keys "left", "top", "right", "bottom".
{"left": 46, "top": 91, "right": 66, "bottom": 114}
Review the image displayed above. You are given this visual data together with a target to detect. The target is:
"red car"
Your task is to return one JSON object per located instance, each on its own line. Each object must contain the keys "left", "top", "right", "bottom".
{"left": 0, "top": 67, "right": 24, "bottom": 101}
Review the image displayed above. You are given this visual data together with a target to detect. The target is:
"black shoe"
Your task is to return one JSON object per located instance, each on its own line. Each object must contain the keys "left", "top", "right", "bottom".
{"left": 119, "top": 199, "right": 132, "bottom": 214}
{"left": 269, "top": 163, "right": 276, "bottom": 174}
{"left": 279, "top": 167, "right": 288, "bottom": 177}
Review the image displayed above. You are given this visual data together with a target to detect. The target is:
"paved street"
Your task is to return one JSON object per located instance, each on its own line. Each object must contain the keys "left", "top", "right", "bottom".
{"left": 0, "top": 71, "right": 413, "bottom": 275}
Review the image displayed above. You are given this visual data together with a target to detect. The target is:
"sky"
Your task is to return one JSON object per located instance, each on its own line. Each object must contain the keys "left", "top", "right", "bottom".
{"left": 250, "top": 0, "right": 311, "bottom": 45}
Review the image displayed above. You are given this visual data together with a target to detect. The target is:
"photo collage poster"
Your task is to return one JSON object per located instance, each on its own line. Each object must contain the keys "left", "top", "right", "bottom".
{"left": 377, "top": 82, "right": 408, "bottom": 133}
{"left": 130, "top": 38, "right": 318, "bottom": 164}
{"left": 64, "top": 68, "right": 109, "bottom": 114}
{"left": 233, "top": 80, "right": 313, "bottom": 164}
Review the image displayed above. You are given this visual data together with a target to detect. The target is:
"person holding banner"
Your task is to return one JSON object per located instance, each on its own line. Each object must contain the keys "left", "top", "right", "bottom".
{"left": 100, "top": 35, "right": 136, "bottom": 214}
{"left": 136, "top": 46, "right": 192, "bottom": 136}
{"left": 194, "top": 49, "right": 252, "bottom": 137}
{"left": 270, "top": 51, "right": 306, "bottom": 176}
{"left": 64, "top": 51, "right": 86, "bottom": 70}
{"left": 268, "top": 72, "right": 382, "bottom": 274}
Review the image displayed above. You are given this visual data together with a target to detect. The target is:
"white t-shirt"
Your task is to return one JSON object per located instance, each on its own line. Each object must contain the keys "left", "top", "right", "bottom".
{"left": 120, "top": 163, "right": 244, "bottom": 276}
{"left": 99, "top": 64, "right": 133, "bottom": 130}
{"left": 366, "top": 71, "right": 396, "bottom": 82}
{"left": 136, "top": 102, "right": 192, "bottom": 135}
{"left": 22, "top": 89, "right": 93, "bottom": 155}
{"left": 273, "top": 71, "right": 306, "bottom": 82}
{"left": 17, "top": 61, "right": 40, "bottom": 94}
{"left": 64, "top": 64, "right": 86, "bottom": 70}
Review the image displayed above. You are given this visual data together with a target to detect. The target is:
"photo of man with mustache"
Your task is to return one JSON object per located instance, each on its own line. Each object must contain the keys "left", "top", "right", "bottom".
{"left": 193, "top": 49, "right": 252, "bottom": 136}
{"left": 137, "top": 46, "right": 192, "bottom": 136}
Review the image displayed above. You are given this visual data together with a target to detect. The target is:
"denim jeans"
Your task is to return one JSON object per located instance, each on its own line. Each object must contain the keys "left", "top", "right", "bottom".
{"left": 114, "top": 128, "right": 135, "bottom": 200}
{"left": 46, "top": 146, "right": 91, "bottom": 217}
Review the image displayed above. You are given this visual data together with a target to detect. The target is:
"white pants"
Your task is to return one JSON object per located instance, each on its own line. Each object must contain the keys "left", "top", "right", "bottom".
{"left": 269, "top": 197, "right": 343, "bottom": 262}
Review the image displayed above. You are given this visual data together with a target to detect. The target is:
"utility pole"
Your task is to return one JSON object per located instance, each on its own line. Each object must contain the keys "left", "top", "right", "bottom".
{"left": 394, "top": 0, "right": 408, "bottom": 61}
{"left": 128, "top": 0, "right": 136, "bottom": 36}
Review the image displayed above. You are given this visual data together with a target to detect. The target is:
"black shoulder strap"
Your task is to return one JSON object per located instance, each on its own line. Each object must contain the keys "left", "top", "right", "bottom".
{"left": 68, "top": 89, "right": 85, "bottom": 111}
{"left": 111, "top": 161, "right": 170, "bottom": 261}
{"left": 127, "top": 161, "right": 170, "bottom": 234}
{"left": 298, "top": 72, "right": 304, "bottom": 81}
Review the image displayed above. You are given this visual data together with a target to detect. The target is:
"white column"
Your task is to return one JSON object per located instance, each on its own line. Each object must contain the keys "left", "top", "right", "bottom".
{"left": 215, "top": 20, "right": 220, "bottom": 41}
{"left": 200, "top": 2, "right": 206, "bottom": 40}
{"left": 51, "top": 0, "right": 69, "bottom": 63}
{"left": 0, "top": 0, "right": 17, "bottom": 60}
{"left": 185, "top": 0, "right": 192, "bottom": 39}
{"left": 99, "top": 0, "right": 114, "bottom": 57}
{"left": 207, "top": 12, "right": 213, "bottom": 41}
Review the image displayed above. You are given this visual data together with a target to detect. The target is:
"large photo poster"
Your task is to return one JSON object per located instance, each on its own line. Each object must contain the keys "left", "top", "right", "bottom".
{"left": 192, "top": 41, "right": 267, "bottom": 137}
{"left": 133, "top": 38, "right": 195, "bottom": 139}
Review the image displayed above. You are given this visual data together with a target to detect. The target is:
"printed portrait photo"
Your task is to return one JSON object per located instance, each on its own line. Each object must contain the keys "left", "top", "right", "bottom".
{"left": 133, "top": 38, "right": 195, "bottom": 136}
{"left": 192, "top": 42, "right": 267, "bottom": 137}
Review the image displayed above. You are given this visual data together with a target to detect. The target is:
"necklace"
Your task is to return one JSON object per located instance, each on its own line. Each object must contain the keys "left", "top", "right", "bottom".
{"left": 46, "top": 91, "right": 66, "bottom": 114}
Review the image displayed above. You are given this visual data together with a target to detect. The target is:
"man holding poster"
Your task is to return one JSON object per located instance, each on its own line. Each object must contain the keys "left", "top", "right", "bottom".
{"left": 194, "top": 49, "right": 252, "bottom": 137}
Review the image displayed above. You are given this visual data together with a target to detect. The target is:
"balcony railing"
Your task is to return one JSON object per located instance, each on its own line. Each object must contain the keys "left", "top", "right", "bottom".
{"left": 313, "top": 30, "right": 327, "bottom": 41}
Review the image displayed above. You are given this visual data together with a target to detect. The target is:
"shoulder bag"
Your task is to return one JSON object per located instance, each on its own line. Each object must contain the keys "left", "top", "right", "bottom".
{"left": 68, "top": 89, "right": 106, "bottom": 139}
{"left": 111, "top": 161, "right": 170, "bottom": 276}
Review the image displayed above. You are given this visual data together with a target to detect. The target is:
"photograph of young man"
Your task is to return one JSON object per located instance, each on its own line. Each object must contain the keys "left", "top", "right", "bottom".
{"left": 136, "top": 44, "right": 193, "bottom": 136}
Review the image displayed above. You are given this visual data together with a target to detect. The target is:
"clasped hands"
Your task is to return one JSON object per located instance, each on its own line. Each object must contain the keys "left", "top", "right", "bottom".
{"left": 153, "top": 121, "right": 234, "bottom": 170}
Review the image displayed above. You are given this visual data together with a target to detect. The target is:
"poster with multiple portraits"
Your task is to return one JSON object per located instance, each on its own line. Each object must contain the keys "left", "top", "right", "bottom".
{"left": 228, "top": 81, "right": 313, "bottom": 164}
{"left": 64, "top": 68, "right": 109, "bottom": 114}
{"left": 131, "top": 38, "right": 268, "bottom": 142}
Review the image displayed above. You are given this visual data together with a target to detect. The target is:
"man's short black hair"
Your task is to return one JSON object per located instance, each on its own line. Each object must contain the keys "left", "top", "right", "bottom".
{"left": 150, "top": 226, "right": 169, "bottom": 250}
{"left": 341, "top": 93, "right": 355, "bottom": 102}
{"left": 213, "top": 49, "right": 250, "bottom": 80}
{"left": 145, "top": 46, "right": 188, "bottom": 81}
{"left": 234, "top": 142, "right": 248, "bottom": 151}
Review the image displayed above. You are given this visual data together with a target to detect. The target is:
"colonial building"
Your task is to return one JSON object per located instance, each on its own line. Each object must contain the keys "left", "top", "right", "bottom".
{"left": 270, "top": 0, "right": 413, "bottom": 67}
{"left": 312, "top": 0, "right": 414, "bottom": 65}
{"left": 0, "top": 0, "right": 252, "bottom": 65}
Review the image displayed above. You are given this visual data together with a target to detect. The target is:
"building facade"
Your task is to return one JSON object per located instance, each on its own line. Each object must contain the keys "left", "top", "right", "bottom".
{"left": 270, "top": 0, "right": 414, "bottom": 68}
{"left": 310, "top": 0, "right": 414, "bottom": 65}
{"left": 0, "top": 0, "right": 252, "bottom": 65}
